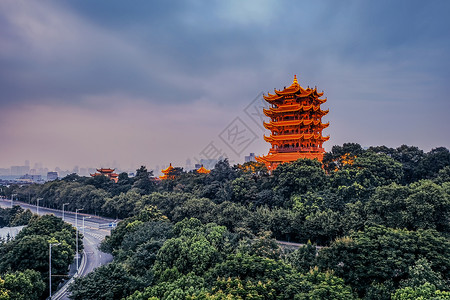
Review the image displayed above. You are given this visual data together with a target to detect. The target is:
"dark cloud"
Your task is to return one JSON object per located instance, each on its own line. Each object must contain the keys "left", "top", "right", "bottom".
{"left": 0, "top": 0, "right": 449, "bottom": 169}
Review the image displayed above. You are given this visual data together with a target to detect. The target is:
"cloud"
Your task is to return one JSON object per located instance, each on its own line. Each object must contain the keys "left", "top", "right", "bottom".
{"left": 0, "top": 0, "right": 449, "bottom": 170}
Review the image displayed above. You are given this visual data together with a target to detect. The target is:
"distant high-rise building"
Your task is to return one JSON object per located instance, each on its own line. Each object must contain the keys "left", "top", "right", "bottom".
{"left": 245, "top": 153, "right": 256, "bottom": 163}
{"left": 47, "top": 172, "right": 58, "bottom": 181}
{"left": 10, "top": 166, "right": 30, "bottom": 176}
{"left": 185, "top": 158, "right": 193, "bottom": 171}
{"left": 72, "top": 166, "right": 79, "bottom": 174}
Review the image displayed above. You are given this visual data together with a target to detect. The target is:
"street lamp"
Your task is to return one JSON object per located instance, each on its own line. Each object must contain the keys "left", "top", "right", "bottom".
{"left": 36, "top": 198, "right": 42, "bottom": 215}
{"left": 75, "top": 208, "right": 83, "bottom": 273}
{"left": 82, "top": 216, "right": 91, "bottom": 237}
{"left": 49, "top": 242, "right": 61, "bottom": 299}
{"left": 11, "top": 193, "right": 17, "bottom": 208}
{"left": 62, "top": 203, "right": 69, "bottom": 221}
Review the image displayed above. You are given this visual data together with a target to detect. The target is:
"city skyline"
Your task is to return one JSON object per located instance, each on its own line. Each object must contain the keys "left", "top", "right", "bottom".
{"left": 1, "top": 1, "right": 450, "bottom": 170}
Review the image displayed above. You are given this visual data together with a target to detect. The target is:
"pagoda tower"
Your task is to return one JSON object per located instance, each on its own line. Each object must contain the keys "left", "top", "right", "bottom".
{"left": 256, "top": 75, "right": 329, "bottom": 170}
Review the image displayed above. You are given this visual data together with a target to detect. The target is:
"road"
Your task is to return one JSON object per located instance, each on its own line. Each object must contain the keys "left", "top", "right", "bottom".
{"left": 0, "top": 199, "right": 115, "bottom": 300}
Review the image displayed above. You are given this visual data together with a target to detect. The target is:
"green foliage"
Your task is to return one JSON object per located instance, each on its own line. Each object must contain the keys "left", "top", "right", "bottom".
{"left": 154, "top": 219, "right": 228, "bottom": 276}
{"left": 332, "top": 151, "right": 403, "bottom": 189}
{"left": 3, "top": 269, "right": 45, "bottom": 300}
{"left": 294, "top": 267, "right": 359, "bottom": 300}
{"left": 8, "top": 144, "right": 450, "bottom": 299}
{"left": 417, "top": 147, "right": 450, "bottom": 180}
{"left": 102, "top": 190, "right": 150, "bottom": 219}
{"left": 68, "top": 262, "right": 145, "bottom": 300}
{"left": 127, "top": 273, "right": 206, "bottom": 300}
{"left": 399, "top": 258, "right": 447, "bottom": 290}
{"left": 133, "top": 166, "right": 156, "bottom": 194}
{"left": 286, "top": 241, "right": 317, "bottom": 273}
{"left": 194, "top": 277, "right": 277, "bottom": 299}
{"left": 0, "top": 214, "right": 76, "bottom": 298}
{"left": 318, "top": 226, "right": 450, "bottom": 298}
{"left": 0, "top": 278, "right": 10, "bottom": 300}
{"left": 367, "top": 180, "right": 450, "bottom": 231}
{"left": 392, "top": 283, "right": 450, "bottom": 300}
{"left": 100, "top": 206, "right": 167, "bottom": 254}
{"left": 0, "top": 207, "right": 31, "bottom": 228}
{"left": 272, "top": 159, "right": 327, "bottom": 200}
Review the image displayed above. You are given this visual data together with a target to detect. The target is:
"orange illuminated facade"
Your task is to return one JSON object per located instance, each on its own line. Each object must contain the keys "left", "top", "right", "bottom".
{"left": 160, "top": 163, "right": 176, "bottom": 180}
{"left": 90, "top": 168, "right": 119, "bottom": 183}
{"left": 256, "top": 75, "right": 330, "bottom": 170}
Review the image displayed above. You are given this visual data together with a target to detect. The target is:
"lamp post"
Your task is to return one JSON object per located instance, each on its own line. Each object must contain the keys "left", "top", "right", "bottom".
{"left": 36, "top": 198, "right": 42, "bottom": 215}
{"left": 11, "top": 193, "right": 17, "bottom": 208}
{"left": 62, "top": 203, "right": 69, "bottom": 221}
{"left": 75, "top": 208, "right": 83, "bottom": 273}
{"left": 49, "top": 242, "right": 61, "bottom": 299}
{"left": 82, "top": 216, "right": 91, "bottom": 237}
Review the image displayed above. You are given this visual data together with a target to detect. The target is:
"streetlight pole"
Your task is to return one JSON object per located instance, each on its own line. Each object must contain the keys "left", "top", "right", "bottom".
{"left": 49, "top": 242, "right": 61, "bottom": 299}
{"left": 36, "top": 197, "right": 42, "bottom": 215}
{"left": 82, "top": 216, "right": 91, "bottom": 237}
{"left": 75, "top": 208, "right": 83, "bottom": 273}
{"left": 11, "top": 193, "right": 17, "bottom": 208}
{"left": 62, "top": 203, "right": 69, "bottom": 221}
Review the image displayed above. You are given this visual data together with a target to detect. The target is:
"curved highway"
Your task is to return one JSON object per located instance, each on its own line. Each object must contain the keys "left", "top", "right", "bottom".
{"left": 0, "top": 199, "right": 114, "bottom": 300}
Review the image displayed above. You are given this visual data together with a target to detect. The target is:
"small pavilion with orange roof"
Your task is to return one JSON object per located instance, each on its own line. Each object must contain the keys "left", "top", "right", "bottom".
{"left": 196, "top": 165, "right": 210, "bottom": 174}
{"left": 90, "top": 168, "right": 119, "bottom": 183}
{"left": 160, "top": 163, "right": 176, "bottom": 180}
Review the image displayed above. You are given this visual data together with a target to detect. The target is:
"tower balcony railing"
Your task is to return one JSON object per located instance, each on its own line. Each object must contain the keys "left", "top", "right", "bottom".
{"left": 273, "top": 131, "right": 318, "bottom": 136}
{"left": 272, "top": 147, "right": 324, "bottom": 153}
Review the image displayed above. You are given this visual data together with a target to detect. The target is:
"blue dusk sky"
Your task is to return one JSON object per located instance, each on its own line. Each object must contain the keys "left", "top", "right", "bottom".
{"left": 0, "top": 0, "right": 449, "bottom": 171}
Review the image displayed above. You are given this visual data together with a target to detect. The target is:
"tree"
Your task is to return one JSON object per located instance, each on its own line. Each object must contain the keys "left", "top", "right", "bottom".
{"left": 100, "top": 206, "right": 167, "bottom": 254}
{"left": 133, "top": 166, "right": 156, "bottom": 194}
{"left": 193, "top": 277, "right": 276, "bottom": 299}
{"left": 286, "top": 241, "right": 318, "bottom": 273}
{"left": 102, "top": 190, "right": 148, "bottom": 219}
{"left": 127, "top": 273, "right": 206, "bottom": 300}
{"left": 366, "top": 180, "right": 450, "bottom": 232}
{"left": 399, "top": 258, "right": 447, "bottom": 290}
{"left": 294, "top": 267, "right": 358, "bottom": 300}
{"left": 0, "top": 278, "right": 10, "bottom": 300}
{"left": 332, "top": 151, "right": 403, "bottom": 189}
{"left": 318, "top": 226, "right": 450, "bottom": 298}
{"left": 3, "top": 269, "right": 45, "bottom": 300}
{"left": 392, "top": 145, "right": 425, "bottom": 184}
{"left": 417, "top": 147, "right": 450, "bottom": 180}
{"left": 272, "top": 159, "right": 327, "bottom": 201}
{"left": 323, "top": 143, "right": 364, "bottom": 172}
{"left": 69, "top": 262, "right": 145, "bottom": 300}
{"left": 172, "top": 197, "right": 216, "bottom": 223}
{"left": 153, "top": 219, "right": 228, "bottom": 277}
{"left": 392, "top": 283, "right": 450, "bottom": 300}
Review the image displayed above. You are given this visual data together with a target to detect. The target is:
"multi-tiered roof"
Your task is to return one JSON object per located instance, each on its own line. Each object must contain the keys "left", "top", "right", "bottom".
{"left": 159, "top": 163, "right": 175, "bottom": 180}
{"left": 90, "top": 168, "right": 119, "bottom": 183}
{"left": 256, "top": 75, "right": 329, "bottom": 169}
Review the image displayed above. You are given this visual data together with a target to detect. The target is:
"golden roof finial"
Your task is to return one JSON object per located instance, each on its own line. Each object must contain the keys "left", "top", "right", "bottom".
{"left": 293, "top": 75, "right": 298, "bottom": 85}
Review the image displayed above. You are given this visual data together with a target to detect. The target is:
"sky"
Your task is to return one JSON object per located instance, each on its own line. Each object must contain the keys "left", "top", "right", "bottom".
{"left": 1, "top": 0, "right": 449, "bottom": 171}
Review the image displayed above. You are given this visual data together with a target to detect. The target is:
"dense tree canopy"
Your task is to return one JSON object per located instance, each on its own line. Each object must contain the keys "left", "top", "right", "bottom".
{"left": 0, "top": 212, "right": 77, "bottom": 300}
{"left": 2, "top": 143, "right": 449, "bottom": 299}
